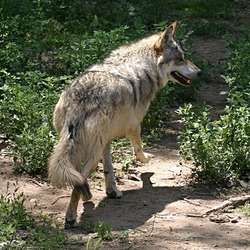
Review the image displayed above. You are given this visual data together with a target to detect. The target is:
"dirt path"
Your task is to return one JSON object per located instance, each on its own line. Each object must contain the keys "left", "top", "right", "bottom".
{"left": 1, "top": 143, "right": 250, "bottom": 249}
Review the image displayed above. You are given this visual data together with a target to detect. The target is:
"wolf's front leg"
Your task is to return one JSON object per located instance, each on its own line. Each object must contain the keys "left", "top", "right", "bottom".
{"left": 103, "top": 143, "right": 123, "bottom": 198}
{"left": 127, "top": 125, "right": 154, "bottom": 163}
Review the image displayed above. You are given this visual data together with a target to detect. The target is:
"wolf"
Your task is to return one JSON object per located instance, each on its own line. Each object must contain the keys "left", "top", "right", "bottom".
{"left": 49, "top": 21, "right": 202, "bottom": 227}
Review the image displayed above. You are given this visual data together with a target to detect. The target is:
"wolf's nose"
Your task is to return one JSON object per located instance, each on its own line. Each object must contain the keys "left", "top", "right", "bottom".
{"left": 197, "top": 70, "right": 202, "bottom": 77}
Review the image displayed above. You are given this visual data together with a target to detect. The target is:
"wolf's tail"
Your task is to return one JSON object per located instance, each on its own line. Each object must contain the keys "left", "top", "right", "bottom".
{"left": 48, "top": 129, "right": 84, "bottom": 188}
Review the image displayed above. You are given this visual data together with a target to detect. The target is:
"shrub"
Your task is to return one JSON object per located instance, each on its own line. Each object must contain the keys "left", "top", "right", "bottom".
{"left": 0, "top": 182, "right": 67, "bottom": 249}
{"left": 52, "top": 26, "right": 129, "bottom": 76}
{"left": 178, "top": 30, "right": 250, "bottom": 185}
{"left": 178, "top": 103, "right": 250, "bottom": 184}
{"left": 0, "top": 70, "right": 71, "bottom": 176}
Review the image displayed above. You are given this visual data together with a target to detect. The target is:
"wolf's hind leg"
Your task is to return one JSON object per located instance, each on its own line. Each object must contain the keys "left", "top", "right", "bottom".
{"left": 78, "top": 138, "right": 105, "bottom": 200}
{"left": 65, "top": 158, "right": 101, "bottom": 228}
{"left": 127, "top": 125, "right": 154, "bottom": 163}
{"left": 65, "top": 183, "right": 92, "bottom": 229}
{"left": 65, "top": 186, "right": 81, "bottom": 229}
{"left": 103, "top": 143, "right": 123, "bottom": 198}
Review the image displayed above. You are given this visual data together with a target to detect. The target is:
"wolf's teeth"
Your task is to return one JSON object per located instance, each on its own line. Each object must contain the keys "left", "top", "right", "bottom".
{"left": 172, "top": 71, "right": 191, "bottom": 84}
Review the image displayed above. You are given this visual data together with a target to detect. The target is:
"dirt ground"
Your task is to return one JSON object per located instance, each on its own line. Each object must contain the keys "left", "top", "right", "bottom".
{"left": 1, "top": 32, "right": 250, "bottom": 250}
{"left": 1, "top": 134, "right": 250, "bottom": 250}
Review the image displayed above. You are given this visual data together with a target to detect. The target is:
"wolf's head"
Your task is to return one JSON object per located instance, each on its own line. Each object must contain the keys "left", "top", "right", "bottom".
{"left": 154, "top": 22, "right": 202, "bottom": 86}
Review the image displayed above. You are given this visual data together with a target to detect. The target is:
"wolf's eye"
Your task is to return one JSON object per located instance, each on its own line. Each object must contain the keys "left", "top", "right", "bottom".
{"left": 177, "top": 57, "right": 184, "bottom": 62}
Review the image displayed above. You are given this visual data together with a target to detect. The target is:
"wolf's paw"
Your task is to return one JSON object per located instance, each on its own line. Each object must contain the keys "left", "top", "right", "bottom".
{"left": 106, "top": 188, "right": 123, "bottom": 199}
{"left": 65, "top": 217, "right": 78, "bottom": 229}
{"left": 76, "top": 182, "right": 93, "bottom": 201}
{"left": 136, "top": 152, "right": 155, "bottom": 163}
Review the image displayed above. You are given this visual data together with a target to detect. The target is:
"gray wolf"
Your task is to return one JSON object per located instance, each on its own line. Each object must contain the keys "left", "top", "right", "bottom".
{"left": 48, "top": 21, "right": 202, "bottom": 227}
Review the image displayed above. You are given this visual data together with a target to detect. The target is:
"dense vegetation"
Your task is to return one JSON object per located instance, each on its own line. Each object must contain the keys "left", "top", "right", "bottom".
{"left": 178, "top": 32, "right": 250, "bottom": 185}
{"left": 0, "top": 183, "right": 67, "bottom": 248}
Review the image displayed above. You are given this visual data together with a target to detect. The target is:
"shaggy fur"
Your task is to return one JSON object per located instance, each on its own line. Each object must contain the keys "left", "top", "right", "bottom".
{"left": 48, "top": 21, "right": 202, "bottom": 227}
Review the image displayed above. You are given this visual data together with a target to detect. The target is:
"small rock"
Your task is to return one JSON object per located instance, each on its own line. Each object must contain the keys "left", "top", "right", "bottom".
{"left": 209, "top": 214, "right": 230, "bottom": 223}
{"left": 128, "top": 174, "right": 141, "bottom": 181}
{"left": 57, "top": 217, "right": 64, "bottom": 223}
{"left": 169, "top": 166, "right": 182, "bottom": 176}
{"left": 231, "top": 216, "right": 241, "bottom": 223}
{"left": 89, "top": 232, "right": 99, "bottom": 239}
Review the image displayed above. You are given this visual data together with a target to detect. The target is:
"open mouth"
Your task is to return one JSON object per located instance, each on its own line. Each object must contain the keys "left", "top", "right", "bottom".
{"left": 171, "top": 71, "right": 192, "bottom": 85}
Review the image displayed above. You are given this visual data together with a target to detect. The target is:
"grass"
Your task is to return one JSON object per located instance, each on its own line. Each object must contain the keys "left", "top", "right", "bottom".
{"left": 0, "top": 182, "right": 67, "bottom": 249}
{"left": 238, "top": 204, "right": 250, "bottom": 217}
{"left": 80, "top": 220, "right": 113, "bottom": 241}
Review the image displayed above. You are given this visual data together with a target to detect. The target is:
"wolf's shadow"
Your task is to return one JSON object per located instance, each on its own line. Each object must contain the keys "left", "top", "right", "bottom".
{"left": 80, "top": 172, "right": 185, "bottom": 230}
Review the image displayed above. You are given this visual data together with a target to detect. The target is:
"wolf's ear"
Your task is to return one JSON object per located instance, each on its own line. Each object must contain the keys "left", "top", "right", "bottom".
{"left": 154, "top": 21, "right": 178, "bottom": 55}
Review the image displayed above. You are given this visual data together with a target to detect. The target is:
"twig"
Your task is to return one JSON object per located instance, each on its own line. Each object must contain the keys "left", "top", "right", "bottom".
{"left": 187, "top": 213, "right": 205, "bottom": 218}
{"left": 29, "top": 179, "right": 43, "bottom": 187}
{"left": 205, "top": 195, "right": 250, "bottom": 215}
{"left": 51, "top": 195, "right": 71, "bottom": 205}
{"left": 148, "top": 214, "right": 156, "bottom": 236}
{"left": 183, "top": 198, "right": 201, "bottom": 206}
{"left": 186, "top": 195, "right": 250, "bottom": 219}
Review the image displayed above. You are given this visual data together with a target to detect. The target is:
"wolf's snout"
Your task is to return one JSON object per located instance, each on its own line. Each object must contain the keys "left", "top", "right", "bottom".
{"left": 197, "top": 70, "right": 202, "bottom": 77}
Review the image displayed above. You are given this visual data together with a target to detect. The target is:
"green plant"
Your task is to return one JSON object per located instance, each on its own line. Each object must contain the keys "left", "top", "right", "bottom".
{"left": 0, "top": 182, "right": 34, "bottom": 244}
{"left": 93, "top": 221, "right": 112, "bottom": 241}
{"left": 111, "top": 138, "right": 135, "bottom": 171}
{"left": 238, "top": 203, "right": 250, "bottom": 217}
{"left": 0, "top": 70, "right": 71, "bottom": 176}
{"left": 81, "top": 220, "right": 112, "bottom": 241}
{"left": 53, "top": 26, "right": 129, "bottom": 76}
{"left": 0, "top": 182, "right": 67, "bottom": 249}
{"left": 171, "top": 0, "right": 236, "bottom": 38}
{"left": 178, "top": 30, "right": 250, "bottom": 185}
{"left": 86, "top": 236, "right": 102, "bottom": 250}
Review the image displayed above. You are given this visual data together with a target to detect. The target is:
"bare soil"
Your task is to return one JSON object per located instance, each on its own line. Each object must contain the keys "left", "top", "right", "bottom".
{"left": 1, "top": 33, "right": 250, "bottom": 250}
